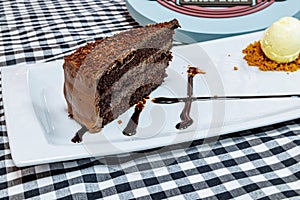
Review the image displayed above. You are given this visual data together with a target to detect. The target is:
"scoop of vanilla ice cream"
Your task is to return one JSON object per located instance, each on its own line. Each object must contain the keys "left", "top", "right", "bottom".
{"left": 260, "top": 17, "right": 300, "bottom": 63}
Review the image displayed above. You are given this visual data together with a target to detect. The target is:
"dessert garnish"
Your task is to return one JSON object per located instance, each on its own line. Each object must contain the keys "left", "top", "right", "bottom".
{"left": 176, "top": 66, "right": 205, "bottom": 129}
{"left": 260, "top": 17, "right": 300, "bottom": 64}
{"left": 71, "top": 126, "right": 88, "bottom": 143}
{"left": 153, "top": 65, "right": 205, "bottom": 130}
{"left": 123, "top": 98, "right": 147, "bottom": 136}
{"left": 243, "top": 17, "right": 300, "bottom": 71}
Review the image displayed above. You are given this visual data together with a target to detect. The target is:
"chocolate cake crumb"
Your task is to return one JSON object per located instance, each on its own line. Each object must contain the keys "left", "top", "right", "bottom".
{"left": 242, "top": 41, "right": 300, "bottom": 72}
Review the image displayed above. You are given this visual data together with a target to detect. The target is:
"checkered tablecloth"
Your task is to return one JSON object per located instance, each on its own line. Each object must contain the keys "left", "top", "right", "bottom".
{"left": 1, "top": 0, "right": 300, "bottom": 199}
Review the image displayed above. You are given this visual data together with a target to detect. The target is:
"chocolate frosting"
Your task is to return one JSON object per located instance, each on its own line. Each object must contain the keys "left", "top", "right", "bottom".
{"left": 63, "top": 19, "right": 180, "bottom": 132}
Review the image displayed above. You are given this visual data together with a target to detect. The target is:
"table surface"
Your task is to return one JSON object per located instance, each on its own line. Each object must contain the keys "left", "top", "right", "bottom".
{"left": 1, "top": 0, "right": 300, "bottom": 199}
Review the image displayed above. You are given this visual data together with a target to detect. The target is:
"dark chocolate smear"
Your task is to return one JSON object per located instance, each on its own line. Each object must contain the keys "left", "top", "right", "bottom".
{"left": 123, "top": 98, "right": 147, "bottom": 136}
{"left": 153, "top": 66, "right": 205, "bottom": 130}
{"left": 175, "top": 66, "right": 202, "bottom": 130}
{"left": 71, "top": 126, "right": 88, "bottom": 143}
{"left": 153, "top": 94, "right": 300, "bottom": 104}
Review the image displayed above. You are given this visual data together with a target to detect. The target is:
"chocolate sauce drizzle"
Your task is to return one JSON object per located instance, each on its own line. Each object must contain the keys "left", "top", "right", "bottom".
{"left": 122, "top": 66, "right": 204, "bottom": 135}
{"left": 122, "top": 66, "right": 204, "bottom": 136}
{"left": 123, "top": 98, "right": 147, "bottom": 136}
{"left": 71, "top": 126, "right": 88, "bottom": 143}
{"left": 174, "top": 67, "right": 202, "bottom": 129}
{"left": 152, "top": 94, "right": 300, "bottom": 104}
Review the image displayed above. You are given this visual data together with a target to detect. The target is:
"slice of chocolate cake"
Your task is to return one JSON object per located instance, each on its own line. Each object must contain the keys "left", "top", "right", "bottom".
{"left": 63, "top": 19, "right": 180, "bottom": 133}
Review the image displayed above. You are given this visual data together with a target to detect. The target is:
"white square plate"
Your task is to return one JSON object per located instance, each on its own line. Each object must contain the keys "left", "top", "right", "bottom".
{"left": 3, "top": 31, "right": 300, "bottom": 167}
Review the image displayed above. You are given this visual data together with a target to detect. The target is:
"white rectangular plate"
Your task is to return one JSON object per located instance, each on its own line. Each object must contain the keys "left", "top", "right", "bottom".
{"left": 3, "top": 31, "right": 300, "bottom": 167}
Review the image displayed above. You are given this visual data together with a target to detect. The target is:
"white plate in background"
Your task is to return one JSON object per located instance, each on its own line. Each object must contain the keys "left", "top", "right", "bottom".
{"left": 126, "top": 0, "right": 300, "bottom": 43}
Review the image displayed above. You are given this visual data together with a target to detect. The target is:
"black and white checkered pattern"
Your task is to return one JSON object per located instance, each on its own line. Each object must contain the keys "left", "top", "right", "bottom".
{"left": 0, "top": 0, "right": 138, "bottom": 67}
{"left": 1, "top": 0, "right": 300, "bottom": 199}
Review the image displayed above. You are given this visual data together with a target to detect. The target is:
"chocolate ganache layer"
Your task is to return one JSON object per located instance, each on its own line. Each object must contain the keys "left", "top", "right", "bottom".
{"left": 63, "top": 19, "right": 180, "bottom": 133}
